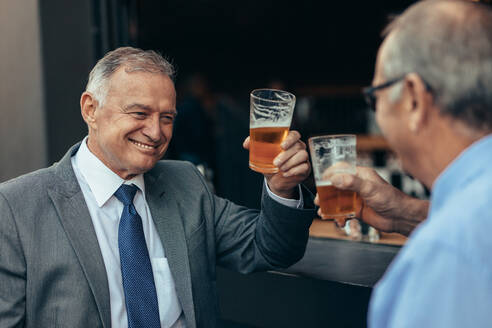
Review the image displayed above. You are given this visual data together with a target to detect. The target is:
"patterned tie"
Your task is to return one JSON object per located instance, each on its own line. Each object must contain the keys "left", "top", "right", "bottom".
{"left": 115, "top": 184, "right": 161, "bottom": 328}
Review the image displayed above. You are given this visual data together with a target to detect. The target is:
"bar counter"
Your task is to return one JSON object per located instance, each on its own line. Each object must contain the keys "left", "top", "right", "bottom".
{"left": 218, "top": 232, "right": 402, "bottom": 328}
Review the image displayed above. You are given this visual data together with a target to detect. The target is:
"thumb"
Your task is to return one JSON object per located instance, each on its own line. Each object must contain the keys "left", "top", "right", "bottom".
{"left": 243, "top": 136, "right": 250, "bottom": 150}
{"left": 331, "top": 173, "right": 372, "bottom": 197}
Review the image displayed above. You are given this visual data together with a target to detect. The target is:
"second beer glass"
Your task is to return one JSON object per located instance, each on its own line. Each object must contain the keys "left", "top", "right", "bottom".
{"left": 309, "top": 135, "right": 357, "bottom": 218}
{"left": 249, "top": 89, "right": 296, "bottom": 173}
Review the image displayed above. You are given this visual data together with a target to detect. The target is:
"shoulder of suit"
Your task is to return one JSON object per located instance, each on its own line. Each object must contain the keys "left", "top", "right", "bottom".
{"left": 0, "top": 165, "right": 56, "bottom": 199}
{"left": 149, "top": 160, "right": 211, "bottom": 197}
{"left": 152, "top": 159, "right": 200, "bottom": 175}
{"left": 151, "top": 160, "right": 205, "bottom": 182}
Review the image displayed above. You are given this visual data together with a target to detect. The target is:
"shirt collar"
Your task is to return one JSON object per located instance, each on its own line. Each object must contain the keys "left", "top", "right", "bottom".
{"left": 74, "top": 137, "right": 146, "bottom": 207}
{"left": 430, "top": 133, "right": 492, "bottom": 216}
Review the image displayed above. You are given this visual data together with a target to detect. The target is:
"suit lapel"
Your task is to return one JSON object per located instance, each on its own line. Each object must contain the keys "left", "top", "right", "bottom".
{"left": 48, "top": 144, "right": 111, "bottom": 328}
{"left": 145, "top": 171, "right": 196, "bottom": 327}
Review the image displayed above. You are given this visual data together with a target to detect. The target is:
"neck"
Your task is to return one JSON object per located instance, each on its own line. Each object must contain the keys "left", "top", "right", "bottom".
{"left": 416, "top": 117, "right": 486, "bottom": 189}
{"left": 85, "top": 135, "right": 138, "bottom": 180}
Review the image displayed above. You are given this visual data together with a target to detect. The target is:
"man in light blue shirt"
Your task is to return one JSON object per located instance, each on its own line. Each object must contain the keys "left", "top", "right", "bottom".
{"left": 368, "top": 135, "right": 492, "bottom": 327}
{"left": 316, "top": 0, "right": 492, "bottom": 326}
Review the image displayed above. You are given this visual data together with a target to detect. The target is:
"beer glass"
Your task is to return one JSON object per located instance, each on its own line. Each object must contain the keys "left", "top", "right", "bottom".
{"left": 309, "top": 134, "right": 357, "bottom": 218}
{"left": 249, "top": 89, "right": 296, "bottom": 173}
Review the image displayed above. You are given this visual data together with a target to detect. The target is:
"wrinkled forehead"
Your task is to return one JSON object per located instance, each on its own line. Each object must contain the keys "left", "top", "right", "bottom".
{"left": 107, "top": 67, "right": 176, "bottom": 93}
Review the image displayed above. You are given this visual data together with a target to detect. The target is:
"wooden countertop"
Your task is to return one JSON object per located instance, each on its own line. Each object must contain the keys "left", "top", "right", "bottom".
{"left": 356, "top": 134, "right": 391, "bottom": 152}
{"left": 309, "top": 219, "right": 407, "bottom": 246}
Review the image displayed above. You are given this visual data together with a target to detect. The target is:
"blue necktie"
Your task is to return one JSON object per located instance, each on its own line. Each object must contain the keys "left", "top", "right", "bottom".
{"left": 115, "top": 184, "right": 160, "bottom": 328}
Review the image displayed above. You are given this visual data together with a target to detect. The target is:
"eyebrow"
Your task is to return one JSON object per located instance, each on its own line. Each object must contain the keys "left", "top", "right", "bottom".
{"left": 123, "top": 103, "right": 177, "bottom": 116}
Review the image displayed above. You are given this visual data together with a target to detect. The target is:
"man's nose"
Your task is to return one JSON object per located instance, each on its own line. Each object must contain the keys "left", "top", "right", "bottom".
{"left": 142, "top": 115, "right": 161, "bottom": 142}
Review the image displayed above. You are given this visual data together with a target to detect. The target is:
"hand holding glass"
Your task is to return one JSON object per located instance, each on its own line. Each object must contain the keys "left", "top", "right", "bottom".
{"left": 309, "top": 135, "right": 357, "bottom": 218}
{"left": 249, "top": 89, "right": 296, "bottom": 173}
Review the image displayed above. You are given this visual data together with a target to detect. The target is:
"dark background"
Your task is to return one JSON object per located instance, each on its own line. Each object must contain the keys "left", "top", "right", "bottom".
{"left": 39, "top": 0, "right": 415, "bottom": 209}
{"left": 40, "top": 0, "right": 415, "bottom": 160}
{"left": 136, "top": 0, "right": 415, "bottom": 207}
{"left": 136, "top": 0, "right": 414, "bottom": 93}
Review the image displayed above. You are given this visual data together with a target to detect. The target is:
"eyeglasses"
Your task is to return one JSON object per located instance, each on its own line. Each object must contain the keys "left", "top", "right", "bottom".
{"left": 362, "top": 76, "right": 406, "bottom": 112}
{"left": 363, "top": 75, "right": 433, "bottom": 112}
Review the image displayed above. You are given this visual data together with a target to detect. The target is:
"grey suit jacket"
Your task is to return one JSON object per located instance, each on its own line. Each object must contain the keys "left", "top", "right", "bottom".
{"left": 0, "top": 143, "right": 315, "bottom": 328}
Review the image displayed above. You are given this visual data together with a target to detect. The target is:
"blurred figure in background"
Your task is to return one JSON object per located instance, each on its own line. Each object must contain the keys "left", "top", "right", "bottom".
{"left": 317, "top": 0, "right": 492, "bottom": 326}
{"left": 172, "top": 73, "right": 267, "bottom": 208}
{"left": 172, "top": 74, "right": 218, "bottom": 190}
{"left": 173, "top": 74, "right": 217, "bottom": 169}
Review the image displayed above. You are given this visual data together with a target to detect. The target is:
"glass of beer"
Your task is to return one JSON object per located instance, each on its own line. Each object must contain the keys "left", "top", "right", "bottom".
{"left": 309, "top": 134, "right": 357, "bottom": 218}
{"left": 249, "top": 89, "right": 296, "bottom": 173}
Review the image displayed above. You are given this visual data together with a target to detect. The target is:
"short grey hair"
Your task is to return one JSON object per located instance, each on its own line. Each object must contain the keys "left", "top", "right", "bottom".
{"left": 86, "top": 47, "right": 175, "bottom": 107}
{"left": 382, "top": 0, "right": 492, "bottom": 131}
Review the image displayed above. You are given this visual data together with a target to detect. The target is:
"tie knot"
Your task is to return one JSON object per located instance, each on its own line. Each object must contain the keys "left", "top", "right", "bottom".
{"left": 114, "top": 184, "right": 138, "bottom": 205}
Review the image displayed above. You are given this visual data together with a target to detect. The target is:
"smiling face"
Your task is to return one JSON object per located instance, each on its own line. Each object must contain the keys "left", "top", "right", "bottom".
{"left": 81, "top": 67, "right": 176, "bottom": 179}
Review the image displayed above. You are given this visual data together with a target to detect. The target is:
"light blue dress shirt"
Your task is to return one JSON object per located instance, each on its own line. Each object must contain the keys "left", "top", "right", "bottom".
{"left": 369, "top": 134, "right": 492, "bottom": 328}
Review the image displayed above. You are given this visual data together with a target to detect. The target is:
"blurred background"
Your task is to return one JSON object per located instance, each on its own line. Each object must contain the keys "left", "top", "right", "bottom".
{"left": 1, "top": 0, "right": 425, "bottom": 208}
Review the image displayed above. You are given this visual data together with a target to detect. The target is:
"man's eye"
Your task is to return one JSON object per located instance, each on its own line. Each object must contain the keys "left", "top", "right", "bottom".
{"left": 161, "top": 115, "right": 174, "bottom": 122}
{"left": 131, "top": 112, "right": 146, "bottom": 118}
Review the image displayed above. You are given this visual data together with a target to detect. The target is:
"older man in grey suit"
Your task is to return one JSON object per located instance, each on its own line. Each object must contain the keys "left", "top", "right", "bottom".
{"left": 0, "top": 47, "right": 316, "bottom": 328}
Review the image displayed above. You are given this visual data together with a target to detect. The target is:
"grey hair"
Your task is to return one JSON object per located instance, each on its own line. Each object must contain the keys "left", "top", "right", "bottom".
{"left": 382, "top": 0, "right": 492, "bottom": 131}
{"left": 85, "top": 47, "right": 175, "bottom": 107}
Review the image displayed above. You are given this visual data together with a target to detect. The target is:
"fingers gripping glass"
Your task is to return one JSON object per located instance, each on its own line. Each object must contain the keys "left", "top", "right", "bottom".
{"left": 362, "top": 76, "right": 406, "bottom": 112}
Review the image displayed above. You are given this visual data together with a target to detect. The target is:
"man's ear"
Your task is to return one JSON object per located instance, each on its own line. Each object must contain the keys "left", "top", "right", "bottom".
{"left": 403, "top": 73, "right": 432, "bottom": 134}
{"left": 80, "top": 92, "right": 98, "bottom": 129}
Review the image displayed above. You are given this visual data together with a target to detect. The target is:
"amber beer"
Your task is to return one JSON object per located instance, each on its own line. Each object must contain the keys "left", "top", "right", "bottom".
{"left": 249, "top": 126, "right": 289, "bottom": 173}
{"left": 316, "top": 181, "right": 357, "bottom": 218}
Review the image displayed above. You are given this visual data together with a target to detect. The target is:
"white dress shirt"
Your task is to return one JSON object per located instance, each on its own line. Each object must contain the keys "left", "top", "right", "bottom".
{"left": 71, "top": 137, "right": 302, "bottom": 328}
{"left": 265, "top": 179, "right": 304, "bottom": 209}
{"left": 71, "top": 138, "right": 185, "bottom": 328}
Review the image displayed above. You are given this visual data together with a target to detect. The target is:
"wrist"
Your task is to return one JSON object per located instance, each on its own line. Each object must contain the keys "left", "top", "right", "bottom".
{"left": 269, "top": 186, "right": 299, "bottom": 200}
{"left": 394, "top": 195, "right": 429, "bottom": 236}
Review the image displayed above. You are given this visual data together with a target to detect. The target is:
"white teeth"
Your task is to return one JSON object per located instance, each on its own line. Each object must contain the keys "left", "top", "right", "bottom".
{"left": 131, "top": 140, "right": 154, "bottom": 150}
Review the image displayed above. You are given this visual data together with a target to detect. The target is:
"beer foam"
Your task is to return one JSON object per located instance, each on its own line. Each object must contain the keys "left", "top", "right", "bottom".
{"left": 316, "top": 180, "right": 333, "bottom": 186}
{"left": 250, "top": 100, "right": 294, "bottom": 128}
{"left": 250, "top": 121, "right": 291, "bottom": 129}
